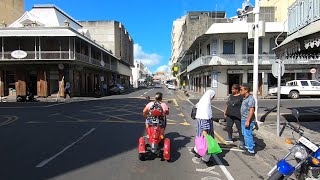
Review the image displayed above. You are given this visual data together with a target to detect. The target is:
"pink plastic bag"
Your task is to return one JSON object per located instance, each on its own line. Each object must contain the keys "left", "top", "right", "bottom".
{"left": 195, "top": 135, "right": 208, "bottom": 157}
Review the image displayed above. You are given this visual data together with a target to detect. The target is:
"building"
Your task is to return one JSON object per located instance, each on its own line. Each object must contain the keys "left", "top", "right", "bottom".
{"left": 260, "top": 0, "right": 296, "bottom": 22}
{"left": 274, "top": 0, "right": 320, "bottom": 81}
{"left": 0, "top": 0, "right": 24, "bottom": 25}
{"left": 0, "top": 5, "right": 132, "bottom": 98}
{"left": 153, "top": 72, "right": 166, "bottom": 84}
{"left": 171, "top": 11, "right": 229, "bottom": 88}
{"left": 79, "top": 21, "right": 134, "bottom": 88}
{"left": 132, "top": 61, "right": 147, "bottom": 88}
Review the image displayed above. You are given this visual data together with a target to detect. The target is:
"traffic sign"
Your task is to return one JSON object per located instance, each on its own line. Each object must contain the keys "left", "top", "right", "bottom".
{"left": 272, "top": 59, "right": 285, "bottom": 78}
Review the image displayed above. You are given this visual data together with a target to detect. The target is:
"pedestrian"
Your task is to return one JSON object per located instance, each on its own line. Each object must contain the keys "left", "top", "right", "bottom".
{"left": 240, "top": 84, "right": 256, "bottom": 156}
{"left": 223, "top": 84, "right": 244, "bottom": 148}
{"left": 103, "top": 83, "right": 108, "bottom": 96}
{"left": 191, "top": 89, "right": 216, "bottom": 164}
{"left": 64, "top": 83, "right": 71, "bottom": 99}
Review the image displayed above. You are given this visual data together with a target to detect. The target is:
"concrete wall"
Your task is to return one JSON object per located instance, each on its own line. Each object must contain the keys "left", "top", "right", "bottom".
{"left": 260, "top": 0, "right": 295, "bottom": 22}
{"left": 0, "top": 0, "right": 24, "bottom": 25}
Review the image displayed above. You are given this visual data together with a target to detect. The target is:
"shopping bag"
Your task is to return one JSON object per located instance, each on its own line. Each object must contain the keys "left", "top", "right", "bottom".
{"left": 206, "top": 135, "right": 222, "bottom": 154}
{"left": 195, "top": 135, "right": 208, "bottom": 157}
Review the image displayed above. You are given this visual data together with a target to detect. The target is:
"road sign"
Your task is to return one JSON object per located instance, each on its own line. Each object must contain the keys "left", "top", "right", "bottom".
{"left": 310, "top": 68, "right": 316, "bottom": 74}
{"left": 272, "top": 59, "right": 285, "bottom": 78}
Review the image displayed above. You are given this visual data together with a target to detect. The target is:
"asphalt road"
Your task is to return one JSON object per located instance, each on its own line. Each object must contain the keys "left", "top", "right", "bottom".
{"left": 0, "top": 87, "right": 276, "bottom": 180}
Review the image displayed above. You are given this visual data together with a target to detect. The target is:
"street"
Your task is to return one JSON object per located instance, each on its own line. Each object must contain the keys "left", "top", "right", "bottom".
{"left": 0, "top": 87, "right": 318, "bottom": 180}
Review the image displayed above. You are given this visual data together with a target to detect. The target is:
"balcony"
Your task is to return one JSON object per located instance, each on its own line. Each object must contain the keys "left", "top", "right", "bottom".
{"left": 288, "top": 0, "right": 320, "bottom": 35}
{"left": 187, "top": 54, "right": 320, "bottom": 72}
{"left": 1, "top": 51, "right": 115, "bottom": 70}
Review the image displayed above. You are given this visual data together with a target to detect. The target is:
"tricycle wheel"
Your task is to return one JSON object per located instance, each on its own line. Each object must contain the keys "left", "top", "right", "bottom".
{"left": 139, "top": 153, "right": 145, "bottom": 161}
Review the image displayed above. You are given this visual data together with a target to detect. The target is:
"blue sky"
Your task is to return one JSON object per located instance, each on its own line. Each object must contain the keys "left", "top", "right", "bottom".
{"left": 25, "top": 0, "right": 253, "bottom": 73}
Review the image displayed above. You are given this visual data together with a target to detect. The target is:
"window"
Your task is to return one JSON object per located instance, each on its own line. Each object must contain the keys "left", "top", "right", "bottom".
{"left": 190, "top": 15, "right": 199, "bottom": 20}
{"left": 223, "top": 40, "right": 235, "bottom": 54}
{"left": 206, "top": 44, "right": 210, "bottom": 55}
{"left": 310, "top": 81, "right": 320, "bottom": 86}
{"left": 300, "top": 81, "right": 309, "bottom": 86}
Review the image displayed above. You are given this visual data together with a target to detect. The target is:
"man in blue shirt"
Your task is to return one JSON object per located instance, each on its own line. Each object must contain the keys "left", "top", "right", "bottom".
{"left": 240, "top": 84, "right": 255, "bottom": 156}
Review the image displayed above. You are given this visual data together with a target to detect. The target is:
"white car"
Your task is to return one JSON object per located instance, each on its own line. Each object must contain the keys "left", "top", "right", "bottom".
{"left": 268, "top": 80, "right": 320, "bottom": 99}
{"left": 167, "top": 84, "right": 176, "bottom": 90}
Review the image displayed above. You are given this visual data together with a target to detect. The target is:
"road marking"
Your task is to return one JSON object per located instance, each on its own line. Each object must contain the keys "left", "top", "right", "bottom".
{"left": 192, "top": 157, "right": 200, "bottom": 164}
{"left": 201, "top": 177, "right": 221, "bottom": 180}
{"left": 214, "top": 130, "right": 228, "bottom": 144}
{"left": 196, "top": 167, "right": 220, "bottom": 176}
{"left": 172, "top": 99, "right": 179, "bottom": 106}
{"left": 178, "top": 113, "right": 185, "bottom": 117}
{"left": 177, "top": 94, "right": 185, "bottom": 100}
{"left": 143, "top": 88, "right": 154, "bottom": 95}
{"left": 26, "top": 121, "right": 48, "bottom": 124}
{"left": 212, "top": 154, "right": 234, "bottom": 180}
{"left": 180, "top": 122, "right": 191, "bottom": 126}
{"left": 36, "top": 128, "right": 96, "bottom": 168}
{"left": 221, "top": 147, "right": 245, "bottom": 152}
{"left": 0, "top": 115, "right": 18, "bottom": 126}
{"left": 211, "top": 105, "right": 224, "bottom": 112}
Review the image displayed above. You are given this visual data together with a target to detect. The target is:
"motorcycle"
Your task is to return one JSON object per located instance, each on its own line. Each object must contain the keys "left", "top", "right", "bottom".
{"left": 16, "top": 89, "right": 37, "bottom": 102}
{"left": 267, "top": 109, "right": 320, "bottom": 180}
{"left": 138, "top": 109, "right": 171, "bottom": 161}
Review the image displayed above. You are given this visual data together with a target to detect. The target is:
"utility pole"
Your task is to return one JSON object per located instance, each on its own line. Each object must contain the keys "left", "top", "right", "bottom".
{"left": 253, "top": 0, "right": 260, "bottom": 122}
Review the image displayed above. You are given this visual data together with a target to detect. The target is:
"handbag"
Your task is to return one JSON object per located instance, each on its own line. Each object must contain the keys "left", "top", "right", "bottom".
{"left": 191, "top": 107, "right": 197, "bottom": 119}
{"left": 206, "top": 135, "right": 222, "bottom": 154}
{"left": 195, "top": 135, "right": 208, "bottom": 157}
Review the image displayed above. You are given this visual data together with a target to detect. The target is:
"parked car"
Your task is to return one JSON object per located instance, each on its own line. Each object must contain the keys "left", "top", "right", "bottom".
{"left": 109, "top": 84, "right": 121, "bottom": 95}
{"left": 116, "top": 84, "right": 125, "bottom": 93}
{"left": 167, "top": 84, "right": 176, "bottom": 90}
{"left": 268, "top": 80, "right": 320, "bottom": 99}
{"left": 155, "top": 83, "right": 161, "bottom": 88}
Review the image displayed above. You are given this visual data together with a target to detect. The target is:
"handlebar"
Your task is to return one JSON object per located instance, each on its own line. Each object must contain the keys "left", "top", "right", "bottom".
{"left": 285, "top": 122, "right": 304, "bottom": 136}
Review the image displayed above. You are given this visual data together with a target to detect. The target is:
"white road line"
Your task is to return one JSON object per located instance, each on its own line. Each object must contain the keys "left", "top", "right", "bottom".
{"left": 143, "top": 88, "right": 154, "bottom": 95}
{"left": 221, "top": 148, "right": 245, "bottom": 152}
{"left": 196, "top": 167, "right": 220, "bottom": 175}
{"left": 35, "top": 128, "right": 96, "bottom": 168}
{"left": 212, "top": 154, "right": 235, "bottom": 180}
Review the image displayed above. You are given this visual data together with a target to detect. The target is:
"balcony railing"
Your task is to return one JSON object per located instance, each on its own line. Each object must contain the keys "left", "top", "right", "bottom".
{"left": 288, "top": 0, "right": 320, "bottom": 35}
{"left": 187, "top": 54, "right": 320, "bottom": 72}
{"left": 1, "top": 51, "right": 115, "bottom": 70}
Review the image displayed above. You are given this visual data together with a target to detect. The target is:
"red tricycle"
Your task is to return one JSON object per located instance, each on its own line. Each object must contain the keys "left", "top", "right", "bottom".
{"left": 138, "top": 110, "right": 170, "bottom": 161}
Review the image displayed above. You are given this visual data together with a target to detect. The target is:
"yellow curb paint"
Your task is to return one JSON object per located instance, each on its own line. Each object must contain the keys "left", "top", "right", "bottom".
{"left": 172, "top": 99, "right": 179, "bottom": 107}
{"left": 214, "top": 130, "right": 228, "bottom": 144}
{"left": 180, "top": 122, "right": 190, "bottom": 126}
{"left": 178, "top": 113, "right": 185, "bottom": 117}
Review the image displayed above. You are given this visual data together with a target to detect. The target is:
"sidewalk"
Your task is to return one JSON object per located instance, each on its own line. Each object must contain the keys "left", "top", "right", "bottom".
{"left": 175, "top": 89, "right": 320, "bottom": 167}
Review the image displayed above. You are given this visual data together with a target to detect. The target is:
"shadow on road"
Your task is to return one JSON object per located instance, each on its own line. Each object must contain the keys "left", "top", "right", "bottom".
{"left": 165, "top": 132, "right": 191, "bottom": 163}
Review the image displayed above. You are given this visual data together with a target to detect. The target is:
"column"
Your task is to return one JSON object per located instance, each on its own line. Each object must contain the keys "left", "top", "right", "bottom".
{"left": 1, "top": 37, "right": 4, "bottom": 60}
{"left": 15, "top": 71, "right": 26, "bottom": 96}
{"left": 38, "top": 37, "right": 41, "bottom": 59}
{"left": 37, "top": 70, "right": 48, "bottom": 97}
{"left": 0, "top": 70, "right": 4, "bottom": 96}
{"left": 59, "top": 70, "right": 65, "bottom": 97}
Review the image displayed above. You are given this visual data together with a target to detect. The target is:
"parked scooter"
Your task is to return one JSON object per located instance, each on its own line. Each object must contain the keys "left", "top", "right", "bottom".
{"left": 267, "top": 109, "right": 320, "bottom": 180}
{"left": 16, "top": 88, "right": 37, "bottom": 102}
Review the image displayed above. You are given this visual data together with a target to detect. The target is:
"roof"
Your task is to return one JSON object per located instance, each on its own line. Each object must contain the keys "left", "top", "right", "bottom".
{"left": 275, "top": 20, "right": 320, "bottom": 49}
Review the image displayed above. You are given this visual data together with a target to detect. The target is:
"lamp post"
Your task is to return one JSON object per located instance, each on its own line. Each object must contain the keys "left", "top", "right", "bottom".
{"left": 253, "top": 0, "right": 260, "bottom": 122}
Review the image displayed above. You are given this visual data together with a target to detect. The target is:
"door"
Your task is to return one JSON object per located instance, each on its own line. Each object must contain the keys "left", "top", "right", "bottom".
{"left": 228, "top": 74, "right": 242, "bottom": 94}
{"left": 15, "top": 71, "right": 26, "bottom": 96}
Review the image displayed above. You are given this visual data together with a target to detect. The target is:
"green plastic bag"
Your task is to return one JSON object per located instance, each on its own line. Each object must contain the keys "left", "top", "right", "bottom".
{"left": 206, "top": 135, "right": 222, "bottom": 154}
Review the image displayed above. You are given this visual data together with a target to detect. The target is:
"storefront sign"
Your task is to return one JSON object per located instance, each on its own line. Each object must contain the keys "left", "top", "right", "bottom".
{"left": 211, "top": 71, "right": 217, "bottom": 88}
{"left": 11, "top": 50, "right": 27, "bottom": 59}
{"left": 310, "top": 68, "right": 316, "bottom": 74}
{"left": 227, "top": 70, "right": 244, "bottom": 74}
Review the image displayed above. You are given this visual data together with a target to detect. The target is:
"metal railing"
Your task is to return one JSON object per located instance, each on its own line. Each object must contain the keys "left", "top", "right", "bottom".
{"left": 288, "top": 0, "right": 320, "bottom": 35}
{"left": 187, "top": 54, "right": 320, "bottom": 72}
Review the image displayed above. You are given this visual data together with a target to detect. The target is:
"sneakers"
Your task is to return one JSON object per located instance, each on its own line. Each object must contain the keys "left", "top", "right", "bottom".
{"left": 242, "top": 151, "right": 255, "bottom": 156}
{"left": 191, "top": 148, "right": 201, "bottom": 158}
{"left": 225, "top": 138, "right": 234, "bottom": 143}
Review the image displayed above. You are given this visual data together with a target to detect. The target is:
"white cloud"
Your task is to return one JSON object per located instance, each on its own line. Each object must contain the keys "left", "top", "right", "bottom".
{"left": 156, "top": 65, "right": 168, "bottom": 73}
{"left": 134, "top": 44, "right": 161, "bottom": 67}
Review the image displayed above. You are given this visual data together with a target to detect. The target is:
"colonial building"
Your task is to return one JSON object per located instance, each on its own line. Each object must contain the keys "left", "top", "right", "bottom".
{"left": 274, "top": 0, "right": 320, "bottom": 81}
{"left": 0, "top": 5, "right": 133, "bottom": 98}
